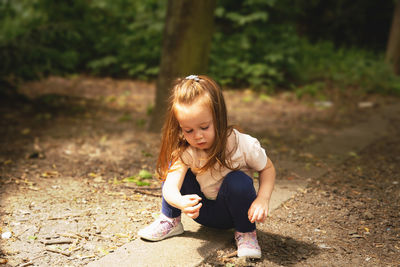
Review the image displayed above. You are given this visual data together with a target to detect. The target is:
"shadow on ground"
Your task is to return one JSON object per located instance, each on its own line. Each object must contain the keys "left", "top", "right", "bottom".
{"left": 258, "top": 230, "right": 320, "bottom": 266}
{"left": 201, "top": 228, "right": 320, "bottom": 266}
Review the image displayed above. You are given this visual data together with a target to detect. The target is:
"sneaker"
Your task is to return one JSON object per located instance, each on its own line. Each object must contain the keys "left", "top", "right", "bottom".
{"left": 138, "top": 214, "right": 184, "bottom": 241}
{"left": 235, "top": 230, "right": 262, "bottom": 258}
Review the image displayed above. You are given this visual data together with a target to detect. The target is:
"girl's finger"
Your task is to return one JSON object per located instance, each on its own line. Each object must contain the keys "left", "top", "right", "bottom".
{"left": 252, "top": 207, "right": 263, "bottom": 223}
{"left": 256, "top": 213, "right": 265, "bottom": 223}
{"left": 250, "top": 211, "right": 257, "bottom": 223}
{"left": 187, "top": 194, "right": 202, "bottom": 201}
{"left": 187, "top": 211, "right": 200, "bottom": 219}
{"left": 184, "top": 202, "right": 202, "bottom": 213}
{"left": 248, "top": 208, "right": 256, "bottom": 223}
{"left": 248, "top": 205, "right": 255, "bottom": 219}
{"left": 184, "top": 206, "right": 201, "bottom": 218}
{"left": 192, "top": 202, "right": 202, "bottom": 210}
{"left": 257, "top": 209, "right": 268, "bottom": 222}
{"left": 253, "top": 211, "right": 260, "bottom": 223}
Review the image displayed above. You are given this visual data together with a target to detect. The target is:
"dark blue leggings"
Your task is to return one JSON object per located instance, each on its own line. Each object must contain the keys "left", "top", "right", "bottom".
{"left": 161, "top": 169, "right": 257, "bottom": 233}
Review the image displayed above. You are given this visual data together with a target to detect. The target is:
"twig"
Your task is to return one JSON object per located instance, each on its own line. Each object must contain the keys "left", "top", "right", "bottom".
{"left": 76, "top": 254, "right": 96, "bottom": 260}
{"left": 74, "top": 233, "right": 89, "bottom": 240}
{"left": 70, "top": 246, "right": 83, "bottom": 252}
{"left": 134, "top": 189, "right": 162, "bottom": 197}
{"left": 59, "top": 233, "right": 83, "bottom": 240}
{"left": 45, "top": 248, "right": 71, "bottom": 257}
{"left": 48, "top": 210, "right": 92, "bottom": 220}
{"left": 224, "top": 251, "right": 238, "bottom": 258}
{"left": 122, "top": 185, "right": 160, "bottom": 191}
{"left": 122, "top": 186, "right": 162, "bottom": 197}
{"left": 17, "top": 253, "right": 46, "bottom": 267}
{"left": 42, "top": 238, "right": 73, "bottom": 245}
{"left": 18, "top": 261, "right": 33, "bottom": 267}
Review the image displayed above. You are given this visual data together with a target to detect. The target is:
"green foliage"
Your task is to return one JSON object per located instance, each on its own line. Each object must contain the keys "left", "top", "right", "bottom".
{"left": 0, "top": 0, "right": 398, "bottom": 96}
{"left": 294, "top": 40, "right": 400, "bottom": 95}
{"left": 209, "top": 23, "right": 299, "bottom": 90}
{"left": 295, "top": 82, "right": 326, "bottom": 99}
{"left": 210, "top": 0, "right": 298, "bottom": 90}
{"left": 0, "top": 0, "right": 165, "bottom": 81}
{"left": 0, "top": 0, "right": 89, "bottom": 79}
{"left": 122, "top": 169, "right": 153, "bottom": 186}
{"left": 86, "top": 0, "right": 165, "bottom": 79}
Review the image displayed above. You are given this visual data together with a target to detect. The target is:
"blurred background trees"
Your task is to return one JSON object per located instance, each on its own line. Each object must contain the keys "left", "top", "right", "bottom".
{"left": 149, "top": 0, "right": 216, "bottom": 131}
{"left": 386, "top": 0, "right": 400, "bottom": 75}
{"left": 1, "top": 0, "right": 399, "bottom": 97}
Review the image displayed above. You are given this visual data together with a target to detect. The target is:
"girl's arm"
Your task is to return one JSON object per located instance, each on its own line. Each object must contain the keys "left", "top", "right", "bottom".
{"left": 248, "top": 159, "right": 276, "bottom": 223}
{"left": 162, "top": 161, "right": 202, "bottom": 219}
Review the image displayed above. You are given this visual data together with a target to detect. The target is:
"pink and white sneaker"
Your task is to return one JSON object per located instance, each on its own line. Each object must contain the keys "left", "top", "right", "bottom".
{"left": 138, "top": 214, "right": 184, "bottom": 241}
{"left": 234, "top": 230, "right": 262, "bottom": 258}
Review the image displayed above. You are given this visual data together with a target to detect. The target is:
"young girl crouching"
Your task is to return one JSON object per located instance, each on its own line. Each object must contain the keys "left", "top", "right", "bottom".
{"left": 138, "top": 75, "right": 276, "bottom": 259}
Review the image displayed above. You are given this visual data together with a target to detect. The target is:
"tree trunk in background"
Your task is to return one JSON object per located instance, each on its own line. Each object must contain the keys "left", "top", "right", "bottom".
{"left": 148, "top": 0, "right": 216, "bottom": 132}
{"left": 386, "top": 0, "right": 400, "bottom": 75}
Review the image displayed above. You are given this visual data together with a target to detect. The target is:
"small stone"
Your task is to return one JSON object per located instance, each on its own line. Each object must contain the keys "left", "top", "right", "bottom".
{"left": 314, "top": 101, "right": 333, "bottom": 108}
{"left": 364, "top": 211, "right": 374, "bottom": 220}
{"left": 1, "top": 231, "right": 12, "bottom": 239}
{"left": 318, "top": 243, "right": 332, "bottom": 249}
{"left": 358, "top": 102, "right": 374, "bottom": 108}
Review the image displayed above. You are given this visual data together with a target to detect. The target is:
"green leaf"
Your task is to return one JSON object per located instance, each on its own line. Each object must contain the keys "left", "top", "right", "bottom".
{"left": 138, "top": 170, "right": 152, "bottom": 179}
{"left": 28, "top": 236, "right": 37, "bottom": 240}
{"left": 123, "top": 170, "right": 152, "bottom": 187}
{"left": 122, "top": 176, "right": 151, "bottom": 187}
{"left": 135, "top": 181, "right": 151, "bottom": 186}
{"left": 122, "top": 176, "right": 138, "bottom": 183}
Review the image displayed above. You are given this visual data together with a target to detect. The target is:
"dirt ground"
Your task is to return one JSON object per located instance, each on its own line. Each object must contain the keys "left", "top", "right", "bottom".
{"left": 0, "top": 76, "right": 399, "bottom": 266}
{"left": 204, "top": 108, "right": 400, "bottom": 266}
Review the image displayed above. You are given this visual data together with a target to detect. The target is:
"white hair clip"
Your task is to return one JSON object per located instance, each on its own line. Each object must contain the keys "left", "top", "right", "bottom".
{"left": 185, "top": 75, "right": 200, "bottom": 82}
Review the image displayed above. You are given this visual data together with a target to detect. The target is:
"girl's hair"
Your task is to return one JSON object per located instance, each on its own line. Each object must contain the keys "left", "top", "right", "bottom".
{"left": 156, "top": 75, "right": 235, "bottom": 180}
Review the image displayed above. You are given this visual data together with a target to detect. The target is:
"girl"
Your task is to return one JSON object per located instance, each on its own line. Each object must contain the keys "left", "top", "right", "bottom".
{"left": 138, "top": 75, "right": 276, "bottom": 258}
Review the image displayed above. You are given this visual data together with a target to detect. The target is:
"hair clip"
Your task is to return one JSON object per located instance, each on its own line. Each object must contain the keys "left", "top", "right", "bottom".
{"left": 185, "top": 75, "right": 200, "bottom": 82}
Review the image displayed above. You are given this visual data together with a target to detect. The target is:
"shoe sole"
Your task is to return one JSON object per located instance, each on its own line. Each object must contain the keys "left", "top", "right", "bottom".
{"left": 238, "top": 253, "right": 262, "bottom": 259}
{"left": 237, "top": 248, "right": 262, "bottom": 259}
{"left": 138, "top": 222, "right": 184, "bottom": 241}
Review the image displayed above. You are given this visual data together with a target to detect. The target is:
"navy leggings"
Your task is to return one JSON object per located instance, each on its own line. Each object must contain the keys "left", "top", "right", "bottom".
{"left": 161, "top": 169, "right": 257, "bottom": 233}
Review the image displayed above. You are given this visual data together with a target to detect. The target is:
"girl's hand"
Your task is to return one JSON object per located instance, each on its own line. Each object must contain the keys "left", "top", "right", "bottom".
{"left": 180, "top": 194, "right": 202, "bottom": 219}
{"left": 248, "top": 196, "right": 269, "bottom": 223}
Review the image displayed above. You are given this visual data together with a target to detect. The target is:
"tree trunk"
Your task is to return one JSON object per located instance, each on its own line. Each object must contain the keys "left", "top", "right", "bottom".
{"left": 386, "top": 0, "right": 400, "bottom": 75}
{"left": 148, "top": 0, "right": 216, "bottom": 132}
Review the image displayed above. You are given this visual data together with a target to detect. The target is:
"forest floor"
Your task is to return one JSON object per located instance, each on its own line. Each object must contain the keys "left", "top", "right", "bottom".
{"left": 0, "top": 76, "right": 399, "bottom": 267}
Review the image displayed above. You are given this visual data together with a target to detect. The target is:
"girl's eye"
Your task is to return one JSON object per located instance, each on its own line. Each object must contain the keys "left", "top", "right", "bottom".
{"left": 201, "top": 126, "right": 209, "bottom": 130}
{"left": 184, "top": 129, "right": 193, "bottom": 133}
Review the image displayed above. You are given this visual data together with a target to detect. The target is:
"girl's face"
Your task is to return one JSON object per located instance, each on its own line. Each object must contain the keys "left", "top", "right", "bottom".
{"left": 174, "top": 99, "right": 215, "bottom": 151}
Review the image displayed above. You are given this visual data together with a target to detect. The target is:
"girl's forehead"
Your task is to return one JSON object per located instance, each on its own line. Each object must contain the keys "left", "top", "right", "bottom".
{"left": 174, "top": 101, "right": 213, "bottom": 126}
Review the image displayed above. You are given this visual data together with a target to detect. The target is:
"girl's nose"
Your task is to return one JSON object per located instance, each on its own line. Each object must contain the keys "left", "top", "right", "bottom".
{"left": 194, "top": 131, "right": 203, "bottom": 140}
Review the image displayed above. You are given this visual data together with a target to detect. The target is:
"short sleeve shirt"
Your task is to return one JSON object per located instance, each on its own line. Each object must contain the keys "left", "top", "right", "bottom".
{"left": 180, "top": 129, "right": 267, "bottom": 200}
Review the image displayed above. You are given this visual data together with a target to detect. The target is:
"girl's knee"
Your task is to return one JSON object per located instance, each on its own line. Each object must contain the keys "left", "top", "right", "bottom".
{"left": 222, "top": 171, "right": 255, "bottom": 196}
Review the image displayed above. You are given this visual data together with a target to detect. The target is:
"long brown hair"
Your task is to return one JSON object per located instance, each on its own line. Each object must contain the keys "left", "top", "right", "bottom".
{"left": 156, "top": 75, "right": 235, "bottom": 180}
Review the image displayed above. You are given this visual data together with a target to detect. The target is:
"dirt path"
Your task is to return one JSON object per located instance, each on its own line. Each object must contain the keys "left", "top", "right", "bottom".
{"left": 204, "top": 108, "right": 400, "bottom": 266}
{"left": 0, "top": 76, "right": 398, "bottom": 266}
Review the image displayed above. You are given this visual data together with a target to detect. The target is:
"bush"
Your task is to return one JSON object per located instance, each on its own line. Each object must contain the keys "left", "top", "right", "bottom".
{"left": 209, "top": 0, "right": 299, "bottom": 91}
{"left": 0, "top": 0, "right": 398, "bottom": 96}
{"left": 0, "top": 0, "right": 165, "bottom": 81}
{"left": 293, "top": 40, "right": 400, "bottom": 95}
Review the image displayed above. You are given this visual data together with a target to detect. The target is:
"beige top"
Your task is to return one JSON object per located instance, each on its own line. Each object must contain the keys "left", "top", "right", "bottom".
{"left": 181, "top": 129, "right": 267, "bottom": 200}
